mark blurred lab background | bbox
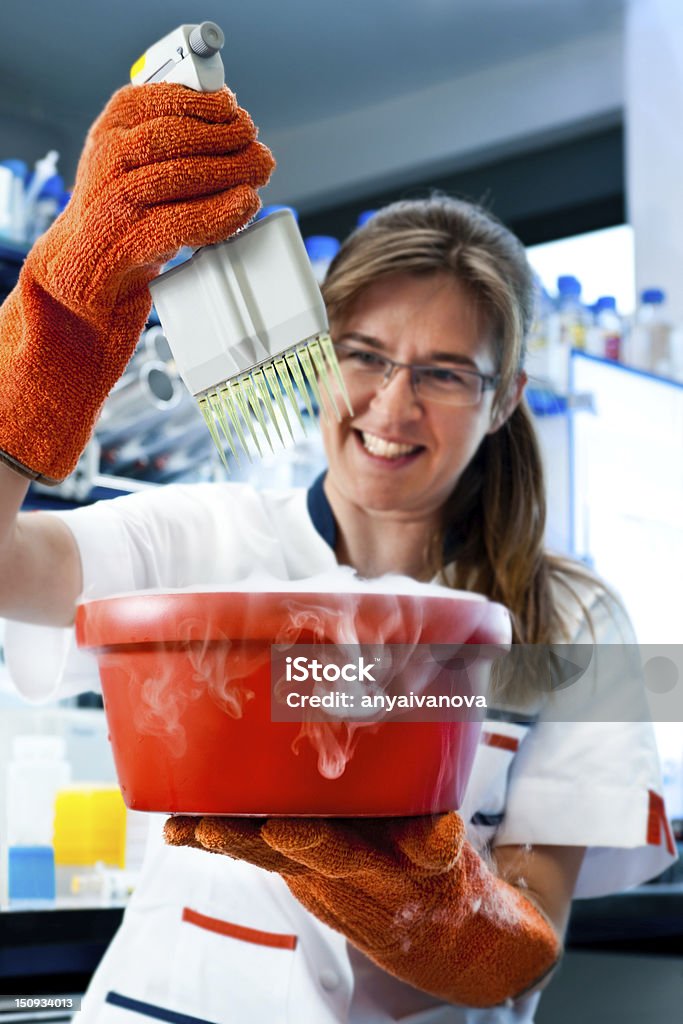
[0,1,682,1020]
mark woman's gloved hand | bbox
[165,813,560,1008]
[0,82,274,483]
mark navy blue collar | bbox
[306,472,337,551]
[306,470,461,561]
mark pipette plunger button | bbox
[189,22,225,58]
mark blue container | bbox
[8,845,56,900]
[304,235,340,263]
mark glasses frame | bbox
[333,342,500,407]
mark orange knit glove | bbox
[0,83,274,483]
[164,813,560,1008]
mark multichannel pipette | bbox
[131,22,352,466]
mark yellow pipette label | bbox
[130,54,146,82]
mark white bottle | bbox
[0,166,14,238]
[5,736,71,900]
[0,159,28,243]
[524,277,556,386]
[669,325,683,382]
[629,288,671,375]
[594,296,623,361]
[546,275,590,392]
[28,173,67,242]
[24,150,60,241]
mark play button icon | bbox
[547,644,593,691]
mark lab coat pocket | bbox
[169,904,298,1023]
[461,723,530,846]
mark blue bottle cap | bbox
[1,158,29,180]
[595,295,617,312]
[357,210,377,227]
[256,204,299,221]
[557,275,582,297]
[37,173,65,200]
[641,288,665,304]
[304,235,340,263]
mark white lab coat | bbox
[6,481,677,1024]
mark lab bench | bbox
[0,902,124,1003]
[1,882,682,1006]
[538,881,683,1023]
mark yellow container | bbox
[53,785,127,869]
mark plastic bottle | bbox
[556,275,589,349]
[669,325,683,382]
[5,736,71,900]
[24,150,59,239]
[304,235,340,284]
[546,275,590,392]
[0,165,14,239]
[524,278,556,386]
[628,288,671,376]
[594,296,623,361]
[584,302,601,357]
[0,159,28,243]
[28,172,65,242]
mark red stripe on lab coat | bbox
[646,790,676,856]
[182,907,297,950]
[481,731,519,753]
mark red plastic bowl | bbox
[75,589,510,816]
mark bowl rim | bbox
[75,589,512,650]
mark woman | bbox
[0,84,675,1023]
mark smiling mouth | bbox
[358,430,424,459]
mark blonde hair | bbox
[322,195,598,647]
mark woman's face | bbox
[321,271,516,525]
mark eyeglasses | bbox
[333,342,500,407]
